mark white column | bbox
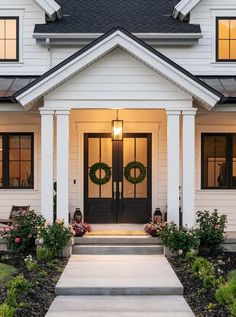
[56,110,70,226]
[40,109,54,223]
[167,110,180,225]
[182,109,197,228]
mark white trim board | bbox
[173,0,201,20]
[16,29,220,110]
[33,0,62,21]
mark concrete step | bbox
[74,236,161,245]
[55,255,183,296]
[46,295,195,317]
[72,244,163,255]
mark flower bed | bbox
[0,251,67,317]
[169,252,236,317]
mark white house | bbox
[0,0,236,231]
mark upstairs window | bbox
[216,18,236,61]
[0,17,19,61]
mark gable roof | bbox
[15,27,221,109]
[34,0,201,34]
[34,0,62,21]
[173,0,201,21]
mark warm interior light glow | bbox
[112,120,123,141]
[218,18,236,60]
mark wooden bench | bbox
[0,205,30,225]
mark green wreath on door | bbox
[124,161,146,184]
[89,162,111,185]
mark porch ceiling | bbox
[15,27,221,110]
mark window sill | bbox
[0,62,23,66]
[197,189,236,194]
[0,188,38,193]
[211,61,236,66]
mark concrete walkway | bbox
[46,254,195,316]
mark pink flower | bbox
[27,234,32,239]
[15,237,21,244]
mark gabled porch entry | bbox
[15,28,221,228]
[84,133,152,223]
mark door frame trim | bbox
[75,121,160,220]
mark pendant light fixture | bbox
[112,109,123,141]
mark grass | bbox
[0,263,17,285]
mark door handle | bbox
[119,181,122,199]
[113,182,117,199]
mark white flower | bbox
[178,249,183,255]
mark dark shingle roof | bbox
[34,0,201,34]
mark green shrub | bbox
[185,249,198,263]
[36,246,53,261]
[39,219,73,257]
[192,257,216,289]
[158,222,199,255]
[0,211,45,252]
[196,210,227,252]
[0,303,15,317]
[7,275,32,308]
[230,300,236,316]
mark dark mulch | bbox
[0,251,68,317]
[168,252,236,317]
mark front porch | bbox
[40,108,197,228]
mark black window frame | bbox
[0,17,19,62]
[216,17,236,62]
[0,132,34,189]
[201,133,236,189]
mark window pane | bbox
[6,40,16,59]
[0,40,4,59]
[230,20,236,38]
[9,149,19,160]
[9,161,20,187]
[219,20,230,39]
[9,136,19,148]
[6,20,16,39]
[230,40,236,59]
[20,161,32,187]
[20,135,31,149]
[0,20,4,39]
[202,135,227,188]
[20,149,31,160]
[218,40,230,59]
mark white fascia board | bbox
[34,0,62,20]
[16,30,220,109]
[33,32,203,40]
[173,0,201,20]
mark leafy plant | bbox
[0,275,31,316]
[192,257,217,289]
[0,211,45,252]
[24,255,38,271]
[215,270,236,316]
[40,219,73,257]
[36,246,53,261]
[158,222,200,255]
[0,303,15,317]
[196,210,227,253]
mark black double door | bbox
[84,133,152,223]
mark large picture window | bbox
[216,18,236,61]
[0,133,34,189]
[0,17,19,61]
[202,133,236,189]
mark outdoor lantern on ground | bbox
[153,208,162,224]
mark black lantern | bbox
[112,110,123,141]
[153,208,162,224]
